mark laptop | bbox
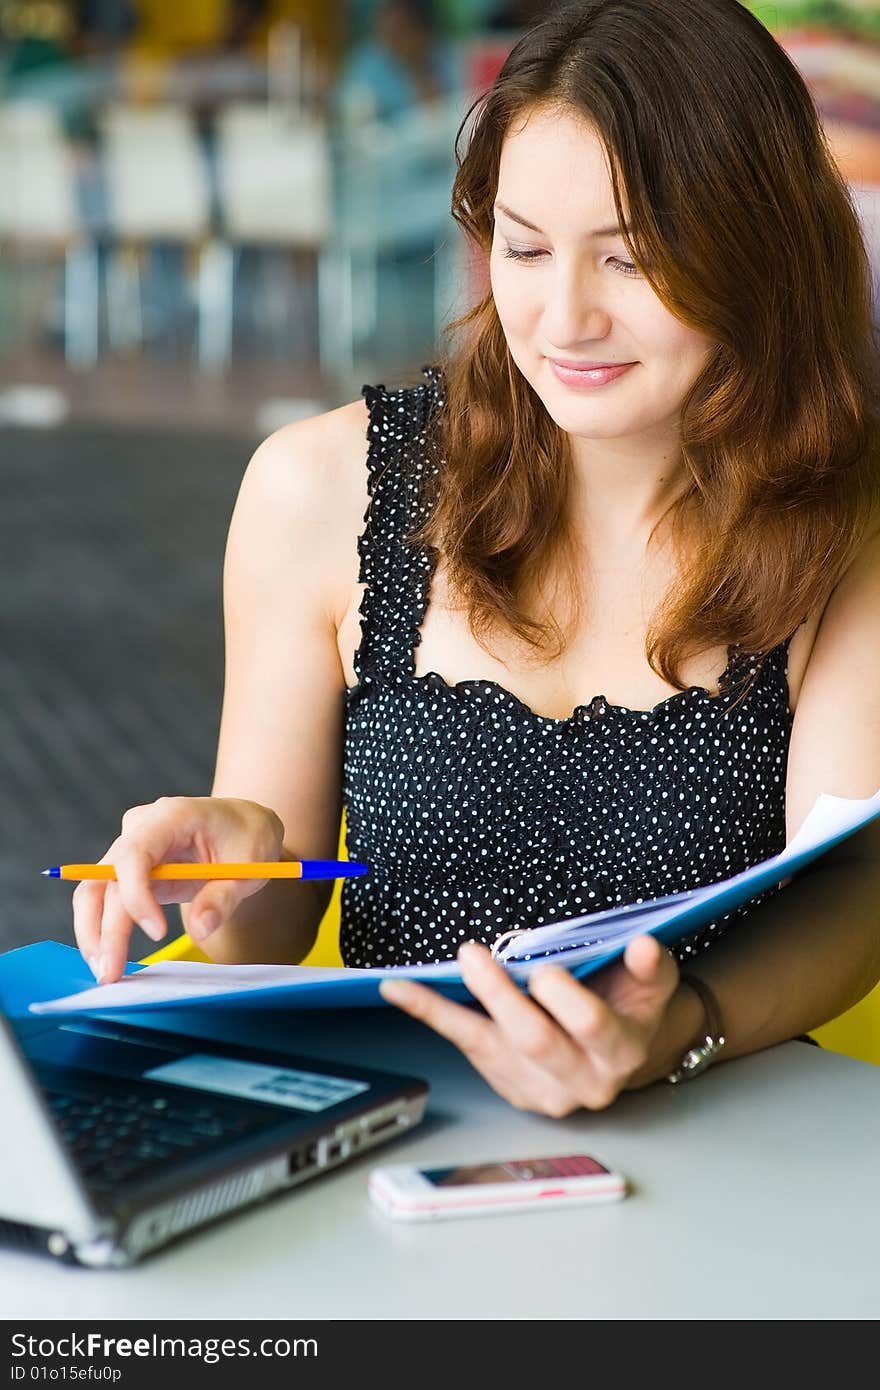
[0,1005,428,1268]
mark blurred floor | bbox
[0,420,259,960]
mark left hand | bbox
[378,934,679,1116]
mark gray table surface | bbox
[2,1004,878,1320]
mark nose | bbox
[541,264,614,351]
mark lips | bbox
[548,359,636,389]
[550,359,633,370]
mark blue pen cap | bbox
[299,860,368,880]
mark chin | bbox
[538,393,635,438]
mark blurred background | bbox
[0,0,878,958]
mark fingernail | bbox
[140,918,165,943]
[379,978,415,1004]
[193,909,220,941]
[96,953,110,984]
[458,941,483,966]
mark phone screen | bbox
[420,1156,610,1187]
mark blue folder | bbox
[3,789,878,1020]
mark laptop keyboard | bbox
[44,1085,269,1188]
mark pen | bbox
[41,860,368,882]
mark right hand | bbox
[72,796,285,985]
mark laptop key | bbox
[154,1128,201,1149]
[44,1085,274,1181]
[188,1120,226,1138]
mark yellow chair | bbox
[810,987,880,1067]
[142,816,880,1067]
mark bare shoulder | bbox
[787,521,880,708]
[829,518,880,603]
[804,521,880,663]
[232,398,371,621]
[785,520,880,839]
[242,397,369,520]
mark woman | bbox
[73,0,880,1115]
[332,0,459,123]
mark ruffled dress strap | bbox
[352,366,445,687]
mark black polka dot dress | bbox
[341,367,795,969]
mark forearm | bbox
[628,851,880,1088]
[179,845,330,965]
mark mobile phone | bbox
[367,1153,628,1221]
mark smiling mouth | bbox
[549,359,635,370]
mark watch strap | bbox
[666,974,727,1084]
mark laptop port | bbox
[287,1146,313,1176]
[368,1114,400,1137]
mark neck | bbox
[567,430,691,559]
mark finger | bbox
[527,966,644,1082]
[379,975,573,1111]
[96,882,136,984]
[458,945,634,1108]
[621,935,680,1017]
[186,878,262,942]
[119,803,151,836]
[456,943,585,1074]
[105,837,168,944]
[71,880,107,973]
[378,977,496,1060]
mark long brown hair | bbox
[410,0,880,689]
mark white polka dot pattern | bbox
[341,367,795,968]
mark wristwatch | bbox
[666,974,726,1084]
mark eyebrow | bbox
[493,201,629,238]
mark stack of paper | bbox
[19,788,880,1017]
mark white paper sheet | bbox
[29,787,880,1014]
[29,955,466,1015]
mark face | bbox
[490,105,715,451]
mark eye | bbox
[501,245,546,262]
[501,245,642,277]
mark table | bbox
[1,1003,878,1319]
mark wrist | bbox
[666,974,727,1084]
[625,977,706,1090]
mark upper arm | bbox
[785,527,880,856]
[211,400,368,874]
